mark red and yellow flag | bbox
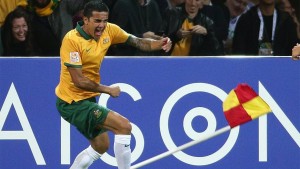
[223,83,272,128]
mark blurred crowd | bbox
[0,0,299,57]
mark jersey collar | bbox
[76,21,93,40]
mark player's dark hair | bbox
[83,0,109,18]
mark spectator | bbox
[0,0,22,55]
[19,0,86,56]
[1,7,40,56]
[160,0,220,56]
[200,0,228,55]
[220,0,250,55]
[277,0,300,42]
[232,0,298,56]
[163,0,185,24]
[109,0,163,56]
[225,0,250,19]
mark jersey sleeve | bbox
[60,33,82,68]
[108,23,131,45]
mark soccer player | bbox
[55,1,172,169]
[292,43,300,60]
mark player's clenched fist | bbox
[109,86,121,97]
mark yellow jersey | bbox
[171,18,194,56]
[55,22,130,103]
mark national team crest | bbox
[103,38,109,44]
[93,109,102,119]
[69,52,80,63]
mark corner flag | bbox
[131,83,273,169]
[223,83,272,128]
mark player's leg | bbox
[98,110,132,169]
[57,97,132,169]
[70,134,106,169]
[70,132,109,169]
[57,97,109,169]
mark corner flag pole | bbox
[131,83,272,168]
[130,126,231,169]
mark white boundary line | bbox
[130,126,231,169]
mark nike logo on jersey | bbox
[125,144,130,147]
[86,48,92,52]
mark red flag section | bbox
[223,83,272,128]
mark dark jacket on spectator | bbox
[25,0,86,56]
[200,5,228,55]
[161,4,220,56]
[232,5,298,56]
[109,0,162,56]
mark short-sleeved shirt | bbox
[55,21,130,103]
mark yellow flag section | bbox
[223,83,272,128]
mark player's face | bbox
[83,11,108,41]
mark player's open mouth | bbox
[95,28,102,36]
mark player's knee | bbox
[120,119,132,134]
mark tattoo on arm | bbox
[127,36,153,51]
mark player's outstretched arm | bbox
[126,36,172,53]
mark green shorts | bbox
[56,97,110,139]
